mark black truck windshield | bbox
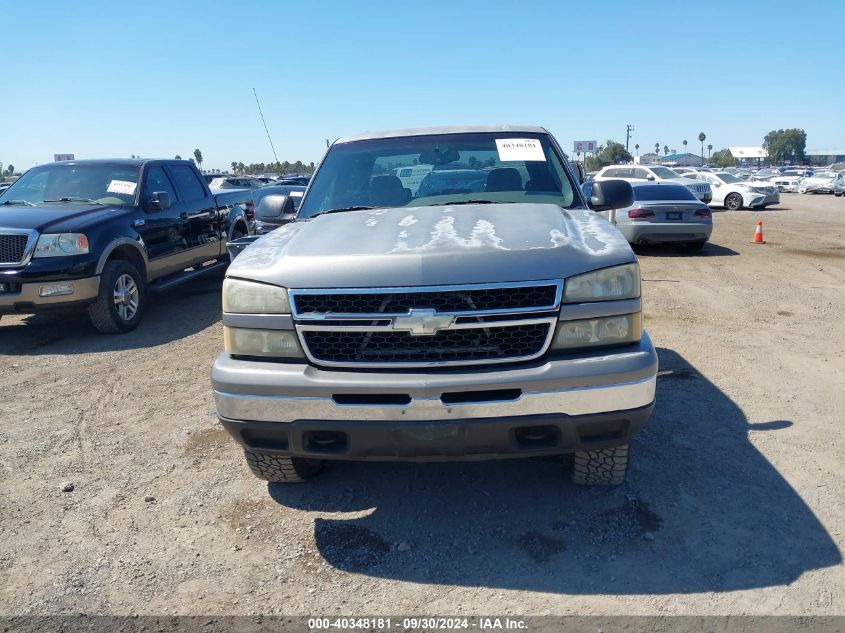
[298,132,577,219]
[0,163,141,206]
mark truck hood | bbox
[228,203,634,288]
[0,203,125,233]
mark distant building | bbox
[727,147,766,166]
[635,152,660,165]
[659,152,703,167]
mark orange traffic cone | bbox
[751,220,766,244]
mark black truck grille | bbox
[0,233,29,265]
[302,323,551,364]
[293,284,558,315]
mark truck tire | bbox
[87,260,145,334]
[571,444,629,486]
[243,449,323,483]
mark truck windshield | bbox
[0,163,141,206]
[298,132,577,219]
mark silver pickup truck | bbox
[212,125,658,486]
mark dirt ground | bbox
[1,194,843,617]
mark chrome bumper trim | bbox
[214,375,656,423]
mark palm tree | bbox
[683,139,688,155]
[698,132,706,162]
[174,155,182,160]
[635,143,640,156]
[663,145,669,156]
[193,149,203,169]
[655,143,660,155]
[231,161,238,173]
[707,144,713,158]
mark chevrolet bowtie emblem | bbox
[392,308,456,336]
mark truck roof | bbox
[335,124,549,144]
[49,158,193,167]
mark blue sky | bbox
[2,0,843,171]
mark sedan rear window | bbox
[633,185,697,201]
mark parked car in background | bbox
[0,159,253,332]
[771,169,812,192]
[251,184,306,235]
[834,172,845,197]
[0,182,11,194]
[209,176,266,190]
[594,164,712,203]
[687,171,779,210]
[275,175,311,186]
[798,171,837,194]
[582,181,712,250]
[673,167,713,176]
[202,172,227,184]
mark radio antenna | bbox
[253,87,279,164]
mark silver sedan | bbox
[583,181,713,251]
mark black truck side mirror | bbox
[588,179,634,211]
[149,191,171,211]
[256,194,294,225]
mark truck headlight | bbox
[33,233,89,258]
[223,278,290,313]
[563,263,640,303]
[223,326,304,357]
[551,313,642,350]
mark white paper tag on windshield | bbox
[107,180,137,195]
[495,138,546,162]
[289,191,303,197]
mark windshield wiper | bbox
[0,199,36,206]
[423,199,514,206]
[309,205,378,218]
[43,197,105,205]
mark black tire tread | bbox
[243,450,322,483]
[87,260,144,334]
[571,444,629,486]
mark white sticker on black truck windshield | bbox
[495,138,546,162]
[107,180,137,195]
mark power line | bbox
[253,88,279,164]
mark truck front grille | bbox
[302,323,551,364]
[292,281,562,367]
[292,284,558,315]
[0,233,30,265]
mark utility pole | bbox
[626,124,634,152]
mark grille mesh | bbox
[294,285,558,315]
[0,234,28,264]
[303,324,550,364]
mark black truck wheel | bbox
[571,445,629,486]
[87,260,146,334]
[243,449,323,483]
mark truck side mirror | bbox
[588,179,634,212]
[148,191,171,211]
[256,194,294,225]
[646,174,655,181]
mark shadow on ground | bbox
[633,242,739,257]
[0,277,222,355]
[268,347,840,594]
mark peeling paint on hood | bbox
[227,203,634,288]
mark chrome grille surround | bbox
[290,280,563,368]
[0,229,39,267]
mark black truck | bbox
[0,159,253,333]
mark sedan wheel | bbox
[725,193,743,210]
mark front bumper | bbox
[212,333,658,460]
[746,191,780,207]
[0,275,100,314]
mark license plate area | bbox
[0,282,21,294]
[666,212,682,221]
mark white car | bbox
[594,164,712,203]
[689,172,779,210]
[208,177,266,190]
[797,171,836,194]
[771,170,812,192]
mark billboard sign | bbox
[54,154,75,162]
[572,141,597,154]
